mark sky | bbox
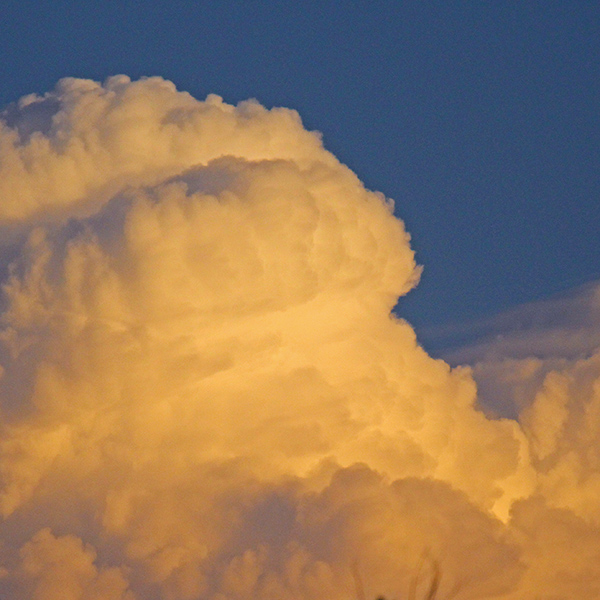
[2,1,599,343]
[0,3,600,600]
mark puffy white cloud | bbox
[0,75,328,225]
[14,529,134,600]
[0,76,598,599]
[438,283,600,529]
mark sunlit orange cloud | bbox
[0,76,599,600]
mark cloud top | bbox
[0,76,330,223]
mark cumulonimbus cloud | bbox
[0,76,598,599]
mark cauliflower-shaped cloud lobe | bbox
[0,76,599,600]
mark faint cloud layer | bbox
[436,281,600,364]
[0,76,599,599]
[427,283,600,419]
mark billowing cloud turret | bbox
[0,76,598,599]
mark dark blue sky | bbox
[2,1,599,345]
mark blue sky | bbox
[2,1,599,352]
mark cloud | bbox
[435,281,600,366]
[13,528,133,600]
[428,282,600,424]
[0,76,598,599]
[0,75,328,227]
